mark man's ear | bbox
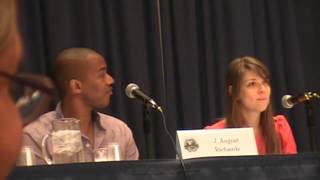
[228,85,232,95]
[69,79,82,94]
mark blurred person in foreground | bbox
[205,56,297,154]
[0,0,24,179]
[22,48,139,164]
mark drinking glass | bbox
[94,143,121,162]
[16,146,36,166]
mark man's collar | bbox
[55,103,64,118]
[54,102,106,130]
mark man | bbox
[0,0,24,179]
[23,48,139,164]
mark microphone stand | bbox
[143,103,155,158]
[142,101,190,180]
[305,101,319,152]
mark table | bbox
[9,153,320,180]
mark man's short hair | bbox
[53,48,100,98]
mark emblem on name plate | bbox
[184,138,199,152]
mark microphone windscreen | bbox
[281,95,293,109]
[125,83,139,99]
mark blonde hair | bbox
[0,0,17,55]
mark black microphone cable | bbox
[156,107,191,180]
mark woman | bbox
[0,0,23,179]
[205,56,297,155]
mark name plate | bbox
[176,128,258,159]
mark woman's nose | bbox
[258,83,268,93]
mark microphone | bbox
[126,83,188,179]
[281,92,320,109]
[125,83,162,112]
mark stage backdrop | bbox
[17,0,320,159]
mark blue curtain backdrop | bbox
[17,0,320,159]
